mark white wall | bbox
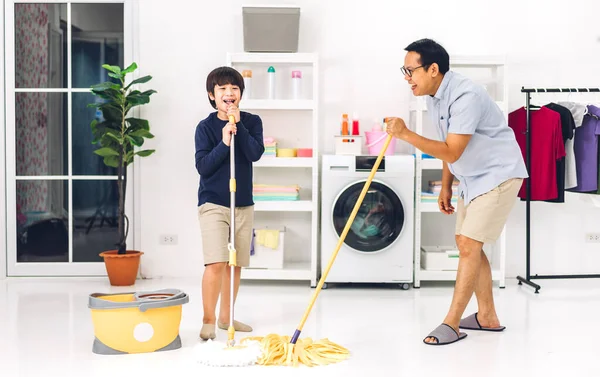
[135,0,600,280]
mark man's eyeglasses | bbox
[401,65,426,77]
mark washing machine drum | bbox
[333,180,404,253]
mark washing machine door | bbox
[332,180,405,253]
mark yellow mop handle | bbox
[290,133,394,344]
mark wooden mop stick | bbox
[289,133,394,344]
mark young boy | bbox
[194,66,265,340]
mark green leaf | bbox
[102,64,122,75]
[108,72,122,80]
[92,88,123,103]
[141,89,157,97]
[105,130,123,143]
[126,135,144,147]
[126,117,149,131]
[91,81,121,91]
[126,94,151,107]
[122,62,138,75]
[125,75,152,90]
[99,103,123,123]
[103,155,120,168]
[136,149,155,157]
[94,147,120,157]
[91,121,119,144]
[129,129,154,139]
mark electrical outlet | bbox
[160,234,178,245]
[585,233,600,243]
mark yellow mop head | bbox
[240,334,350,367]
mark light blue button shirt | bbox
[425,71,529,205]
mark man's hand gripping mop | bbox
[194,115,263,367]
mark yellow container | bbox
[276,148,297,157]
[88,289,189,355]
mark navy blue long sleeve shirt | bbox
[195,111,264,208]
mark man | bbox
[386,38,528,345]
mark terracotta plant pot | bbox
[100,250,144,286]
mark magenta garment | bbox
[569,105,600,192]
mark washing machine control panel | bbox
[355,155,385,172]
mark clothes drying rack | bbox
[517,87,600,294]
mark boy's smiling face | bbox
[209,83,241,114]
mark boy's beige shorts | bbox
[455,178,523,244]
[198,202,254,266]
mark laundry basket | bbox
[88,289,189,355]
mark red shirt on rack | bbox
[508,107,565,200]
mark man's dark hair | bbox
[404,38,450,74]
[206,66,245,109]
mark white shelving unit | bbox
[412,55,508,288]
[226,52,319,286]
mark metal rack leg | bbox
[516,275,540,294]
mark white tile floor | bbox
[1,277,598,377]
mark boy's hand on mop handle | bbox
[227,105,241,123]
[222,121,237,146]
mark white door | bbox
[5,0,135,276]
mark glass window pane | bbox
[73,180,119,262]
[72,92,118,176]
[16,92,68,176]
[15,3,67,89]
[71,3,124,89]
[17,180,69,262]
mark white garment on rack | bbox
[557,101,586,127]
[557,101,586,189]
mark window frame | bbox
[4,0,139,277]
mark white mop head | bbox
[193,339,263,367]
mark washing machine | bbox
[320,154,414,289]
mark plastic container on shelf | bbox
[341,113,349,135]
[291,70,302,99]
[242,70,252,99]
[296,148,312,157]
[267,66,276,99]
[277,148,297,157]
[351,112,360,135]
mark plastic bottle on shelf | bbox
[291,70,302,99]
[352,112,360,135]
[341,114,349,135]
[242,70,252,99]
[267,66,276,99]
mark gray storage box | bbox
[242,6,300,52]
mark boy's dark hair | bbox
[404,38,450,74]
[206,66,245,109]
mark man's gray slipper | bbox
[423,323,467,346]
[459,313,506,332]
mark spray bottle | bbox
[267,66,276,99]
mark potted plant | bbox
[89,62,157,286]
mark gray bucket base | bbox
[92,335,182,355]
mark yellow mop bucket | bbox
[88,289,189,355]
